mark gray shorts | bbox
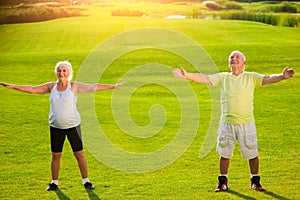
[216,121,258,160]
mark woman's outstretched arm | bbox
[0,82,54,94]
[73,81,125,94]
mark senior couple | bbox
[0,50,295,192]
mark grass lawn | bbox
[0,4,299,200]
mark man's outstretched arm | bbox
[262,67,295,85]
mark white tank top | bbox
[49,82,80,129]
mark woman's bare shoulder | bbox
[45,82,56,91]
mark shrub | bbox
[263,2,297,13]
[217,10,300,27]
[185,9,205,19]
[202,1,223,11]
[224,2,243,10]
[0,5,83,24]
[278,14,300,27]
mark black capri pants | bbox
[50,125,83,153]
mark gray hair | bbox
[228,50,246,62]
[54,61,73,81]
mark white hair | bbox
[228,50,246,62]
[54,61,73,81]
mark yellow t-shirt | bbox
[208,71,264,124]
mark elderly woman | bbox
[0,61,125,191]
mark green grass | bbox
[0,4,299,200]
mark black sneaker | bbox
[214,176,228,192]
[251,176,265,192]
[84,182,95,190]
[46,183,58,191]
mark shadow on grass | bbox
[226,189,291,200]
[226,189,256,200]
[55,189,71,200]
[54,189,102,200]
[263,190,291,200]
[86,189,102,200]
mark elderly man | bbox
[173,50,295,192]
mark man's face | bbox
[228,53,246,68]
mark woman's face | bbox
[56,66,70,81]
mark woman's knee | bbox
[73,150,85,159]
[52,152,62,160]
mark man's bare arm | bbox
[262,67,295,85]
